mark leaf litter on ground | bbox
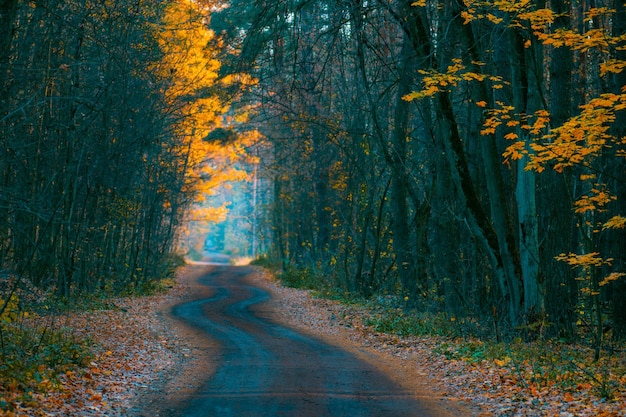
[2,265,625,416]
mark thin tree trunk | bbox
[0,0,18,93]
[390,31,417,298]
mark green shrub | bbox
[0,322,93,400]
[364,309,456,337]
[250,255,281,270]
[278,266,325,290]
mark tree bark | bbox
[390,30,418,298]
[507,27,544,319]
[0,0,18,72]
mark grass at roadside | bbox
[354,300,626,407]
[0,320,93,412]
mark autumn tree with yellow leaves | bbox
[156,0,256,257]
[436,0,626,356]
[0,0,253,298]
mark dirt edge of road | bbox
[131,266,219,416]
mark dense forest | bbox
[0,0,252,299]
[208,0,626,353]
[1,0,625,355]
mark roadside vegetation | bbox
[0,256,183,415]
[264,261,626,413]
[0,302,93,413]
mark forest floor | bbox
[1,264,625,416]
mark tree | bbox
[213,0,626,347]
[0,0,234,298]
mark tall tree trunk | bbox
[609,0,626,339]
[442,1,523,326]
[390,31,417,298]
[542,0,577,336]
[437,89,520,326]
[509,28,543,319]
[550,0,573,127]
[0,0,18,146]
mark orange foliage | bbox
[406,0,626,286]
[155,0,259,229]
[524,94,625,173]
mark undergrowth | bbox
[250,254,282,270]
[0,253,186,411]
[268,262,626,402]
[363,307,456,337]
[278,265,329,291]
[433,339,626,400]
[0,311,93,411]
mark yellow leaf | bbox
[600,59,626,76]
[599,272,625,286]
[603,215,626,230]
[503,141,526,162]
[555,252,609,267]
[494,357,510,367]
[486,13,503,24]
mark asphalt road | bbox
[164,265,450,417]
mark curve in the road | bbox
[168,266,440,417]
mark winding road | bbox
[160,265,458,417]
